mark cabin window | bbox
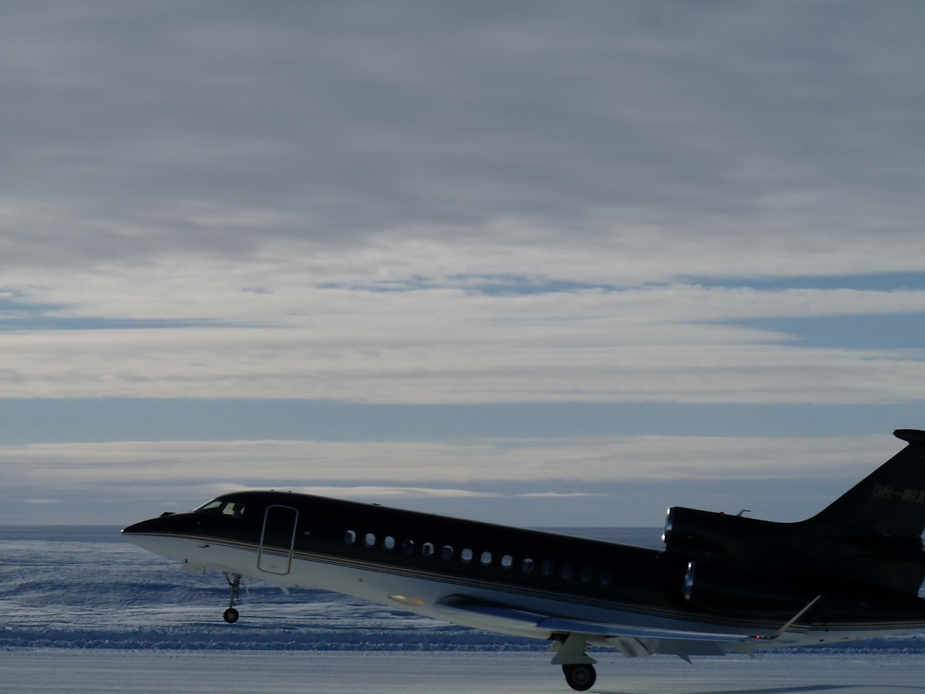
[383,536,395,550]
[364,533,376,548]
[521,558,534,573]
[480,551,492,566]
[561,564,573,579]
[461,548,473,563]
[501,554,513,569]
[441,545,454,560]
[422,542,434,557]
[221,503,245,517]
[600,570,613,586]
[580,567,593,582]
[541,560,554,576]
[402,539,415,554]
[344,530,356,545]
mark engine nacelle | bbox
[681,560,811,616]
[663,506,815,616]
[663,506,754,555]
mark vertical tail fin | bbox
[804,430,925,594]
[809,430,925,537]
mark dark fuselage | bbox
[122,431,925,691]
[123,489,925,641]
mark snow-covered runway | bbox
[2,650,924,694]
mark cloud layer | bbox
[3,4,925,405]
[0,434,896,524]
[1,5,924,524]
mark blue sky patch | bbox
[726,314,925,350]
[686,272,925,292]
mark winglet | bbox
[751,595,824,642]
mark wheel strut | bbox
[223,572,243,623]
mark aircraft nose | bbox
[121,512,181,537]
[121,513,192,558]
[121,517,161,535]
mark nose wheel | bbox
[562,663,596,691]
[223,572,243,623]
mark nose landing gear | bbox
[223,572,243,623]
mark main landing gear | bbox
[223,572,243,623]
[562,663,597,692]
[550,634,598,691]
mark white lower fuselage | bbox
[126,531,916,653]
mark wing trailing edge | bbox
[434,594,824,661]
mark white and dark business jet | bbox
[123,429,925,691]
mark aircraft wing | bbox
[433,595,790,659]
[435,595,749,642]
[539,615,748,642]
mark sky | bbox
[1,2,924,527]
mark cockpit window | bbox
[194,499,224,514]
[222,502,245,518]
[193,499,245,517]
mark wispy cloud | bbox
[1,319,923,403]
[0,435,899,524]
[519,492,607,498]
[284,486,502,500]
[0,435,893,486]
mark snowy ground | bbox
[0,527,662,652]
[2,529,925,692]
[3,650,925,694]
[0,535,530,651]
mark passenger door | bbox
[258,505,298,575]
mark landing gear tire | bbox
[222,572,243,623]
[562,663,596,692]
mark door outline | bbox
[258,505,298,575]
